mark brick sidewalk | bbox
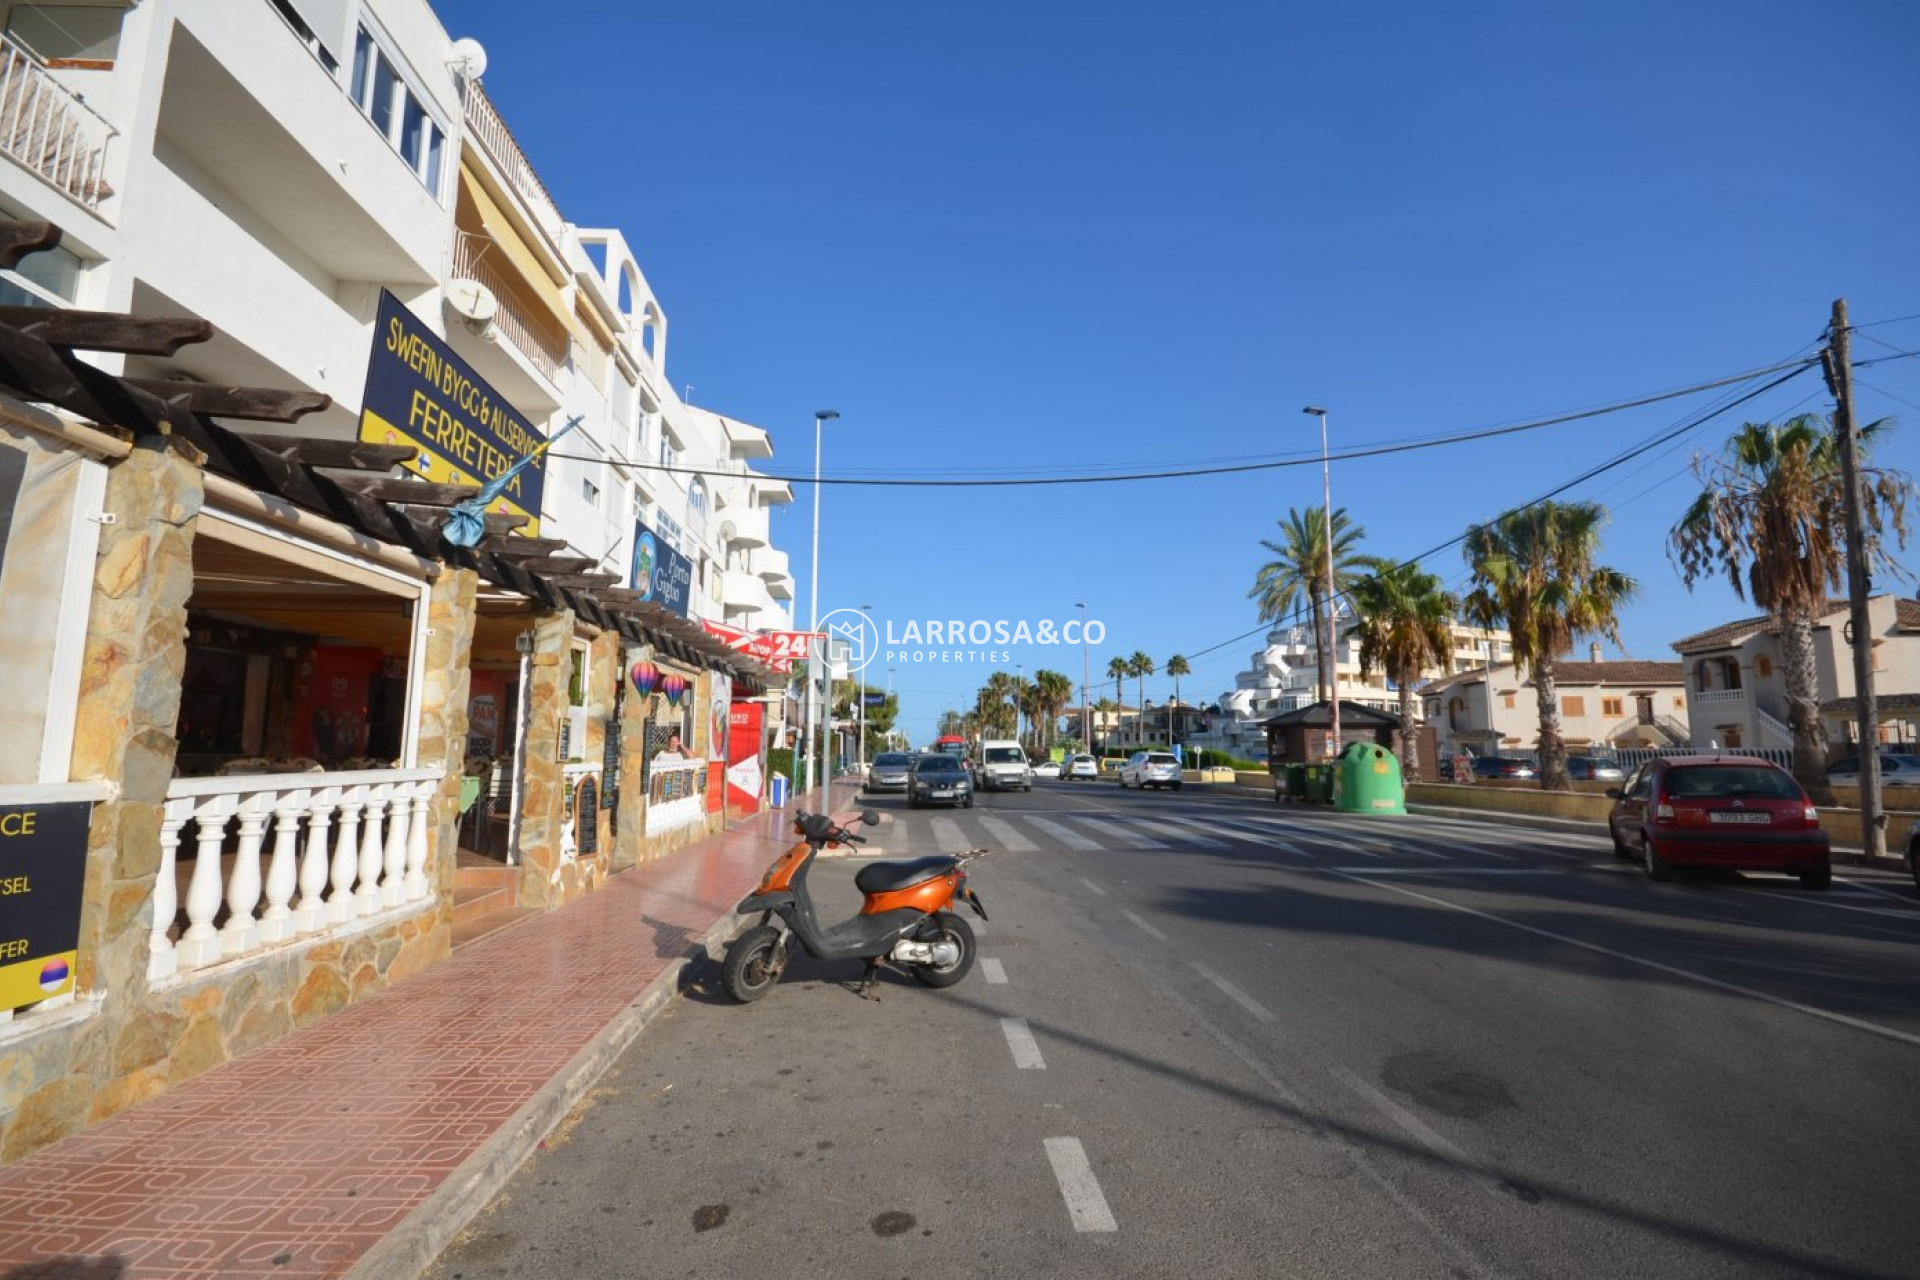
[0,785,858,1280]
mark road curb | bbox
[342,911,738,1280]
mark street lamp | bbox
[1077,601,1090,752]
[1303,406,1340,764]
[804,409,838,799]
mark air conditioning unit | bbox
[445,278,498,339]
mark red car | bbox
[1606,755,1830,890]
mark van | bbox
[977,740,1032,792]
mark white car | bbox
[1032,760,1063,779]
[1064,754,1099,781]
[1120,750,1183,790]
[1827,754,1920,787]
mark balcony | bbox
[0,35,116,215]
[451,230,568,392]
[1693,688,1746,706]
[756,547,790,581]
[723,569,771,617]
[722,418,773,460]
[459,80,564,254]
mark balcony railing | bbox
[453,232,568,384]
[0,36,116,212]
[1693,688,1745,705]
[460,80,563,245]
[152,769,443,981]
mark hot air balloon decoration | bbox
[661,673,688,707]
[629,660,660,697]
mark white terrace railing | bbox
[453,230,568,384]
[152,769,443,981]
[0,35,116,211]
[460,79,564,245]
[1692,688,1746,705]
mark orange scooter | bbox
[722,809,989,1001]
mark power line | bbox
[541,354,1824,488]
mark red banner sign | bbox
[701,621,820,674]
[726,701,765,813]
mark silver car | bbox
[863,751,915,794]
[1827,753,1920,787]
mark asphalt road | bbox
[426,778,1920,1280]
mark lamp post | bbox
[1077,601,1090,751]
[888,665,895,750]
[804,409,838,799]
[1303,406,1340,764]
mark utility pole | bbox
[1822,298,1884,859]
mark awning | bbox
[459,164,570,325]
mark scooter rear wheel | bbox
[722,926,784,1002]
[911,912,975,988]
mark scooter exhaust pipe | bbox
[890,937,961,967]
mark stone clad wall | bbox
[0,450,472,1166]
[513,609,573,911]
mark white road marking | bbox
[931,816,970,852]
[976,814,1040,852]
[1332,870,1920,1049]
[1191,962,1275,1021]
[1043,1137,1118,1233]
[1720,884,1920,925]
[1121,909,1167,941]
[1078,875,1108,897]
[981,958,1008,984]
[1838,875,1920,906]
[1001,1017,1046,1069]
[1131,818,1229,848]
[1026,816,1104,851]
[1067,814,1172,849]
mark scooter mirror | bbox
[861,809,881,826]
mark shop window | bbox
[348,23,446,193]
[5,5,123,66]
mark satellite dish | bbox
[448,37,488,80]
[446,278,497,338]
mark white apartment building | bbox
[0,0,793,629]
[1193,617,1514,761]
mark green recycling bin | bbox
[1300,763,1333,805]
[1281,762,1307,802]
[1336,742,1406,815]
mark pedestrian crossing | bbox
[883,804,1598,869]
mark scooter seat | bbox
[854,855,960,894]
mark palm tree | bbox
[1128,652,1154,745]
[1016,678,1045,752]
[1671,414,1911,801]
[1349,558,1455,778]
[1165,654,1191,747]
[1032,669,1075,754]
[1106,656,1129,750]
[976,671,1021,739]
[1463,501,1637,792]
[1249,507,1367,711]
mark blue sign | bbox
[357,291,548,533]
[632,519,692,617]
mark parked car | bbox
[863,751,915,794]
[1825,753,1920,787]
[978,740,1033,792]
[1064,754,1099,781]
[1472,756,1536,780]
[907,753,974,809]
[1606,754,1830,889]
[1032,759,1063,779]
[1120,750,1183,790]
[1566,756,1624,782]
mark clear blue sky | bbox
[455,0,1920,746]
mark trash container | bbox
[1300,763,1333,805]
[769,774,791,809]
[1335,742,1405,815]
[1281,763,1307,803]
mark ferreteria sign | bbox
[0,799,90,1013]
[357,290,549,535]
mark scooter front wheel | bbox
[911,912,975,988]
[722,925,785,1002]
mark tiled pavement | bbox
[0,784,858,1280]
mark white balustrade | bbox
[149,769,442,980]
[1693,688,1746,705]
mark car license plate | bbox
[1709,812,1771,825]
[931,789,953,798]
